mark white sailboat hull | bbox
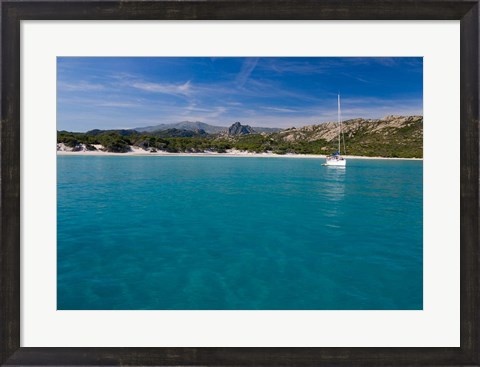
[325,157,346,166]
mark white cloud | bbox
[263,106,298,113]
[131,80,192,96]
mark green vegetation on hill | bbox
[273,116,423,158]
[57,116,423,158]
[57,130,232,153]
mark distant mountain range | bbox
[134,121,281,134]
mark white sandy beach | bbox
[56,145,422,160]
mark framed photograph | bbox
[1,1,478,366]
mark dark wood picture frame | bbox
[1,1,478,365]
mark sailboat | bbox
[323,94,347,167]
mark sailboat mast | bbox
[337,94,341,153]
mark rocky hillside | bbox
[273,115,423,158]
[227,122,256,136]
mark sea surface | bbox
[57,156,422,310]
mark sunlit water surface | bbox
[57,156,422,310]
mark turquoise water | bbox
[57,156,422,310]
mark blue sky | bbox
[57,57,422,132]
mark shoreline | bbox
[56,149,422,161]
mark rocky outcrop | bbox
[228,122,256,136]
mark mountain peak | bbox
[228,122,255,136]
